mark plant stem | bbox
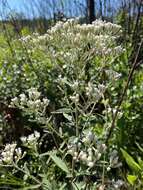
[75,104,79,136]
[102,154,105,186]
[13,163,41,185]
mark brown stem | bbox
[105,40,143,144]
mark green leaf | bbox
[49,152,70,174]
[127,175,137,185]
[63,113,72,121]
[121,148,141,173]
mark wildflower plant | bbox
[0,18,142,189]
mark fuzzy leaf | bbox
[49,153,70,174]
[63,113,72,121]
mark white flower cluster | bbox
[105,69,122,80]
[21,18,124,66]
[0,143,26,165]
[98,178,124,190]
[70,80,79,91]
[21,131,40,148]
[70,93,79,103]
[67,131,107,168]
[79,19,121,35]
[11,88,49,114]
[112,179,124,189]
[107,150,122,171]
[48,18,121,36]
[78,148,102,167]
[82,131,95,144]
[0,143,16,164]
[106,107,123,119]
[86,82,106,101]
[19,35,32,42]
